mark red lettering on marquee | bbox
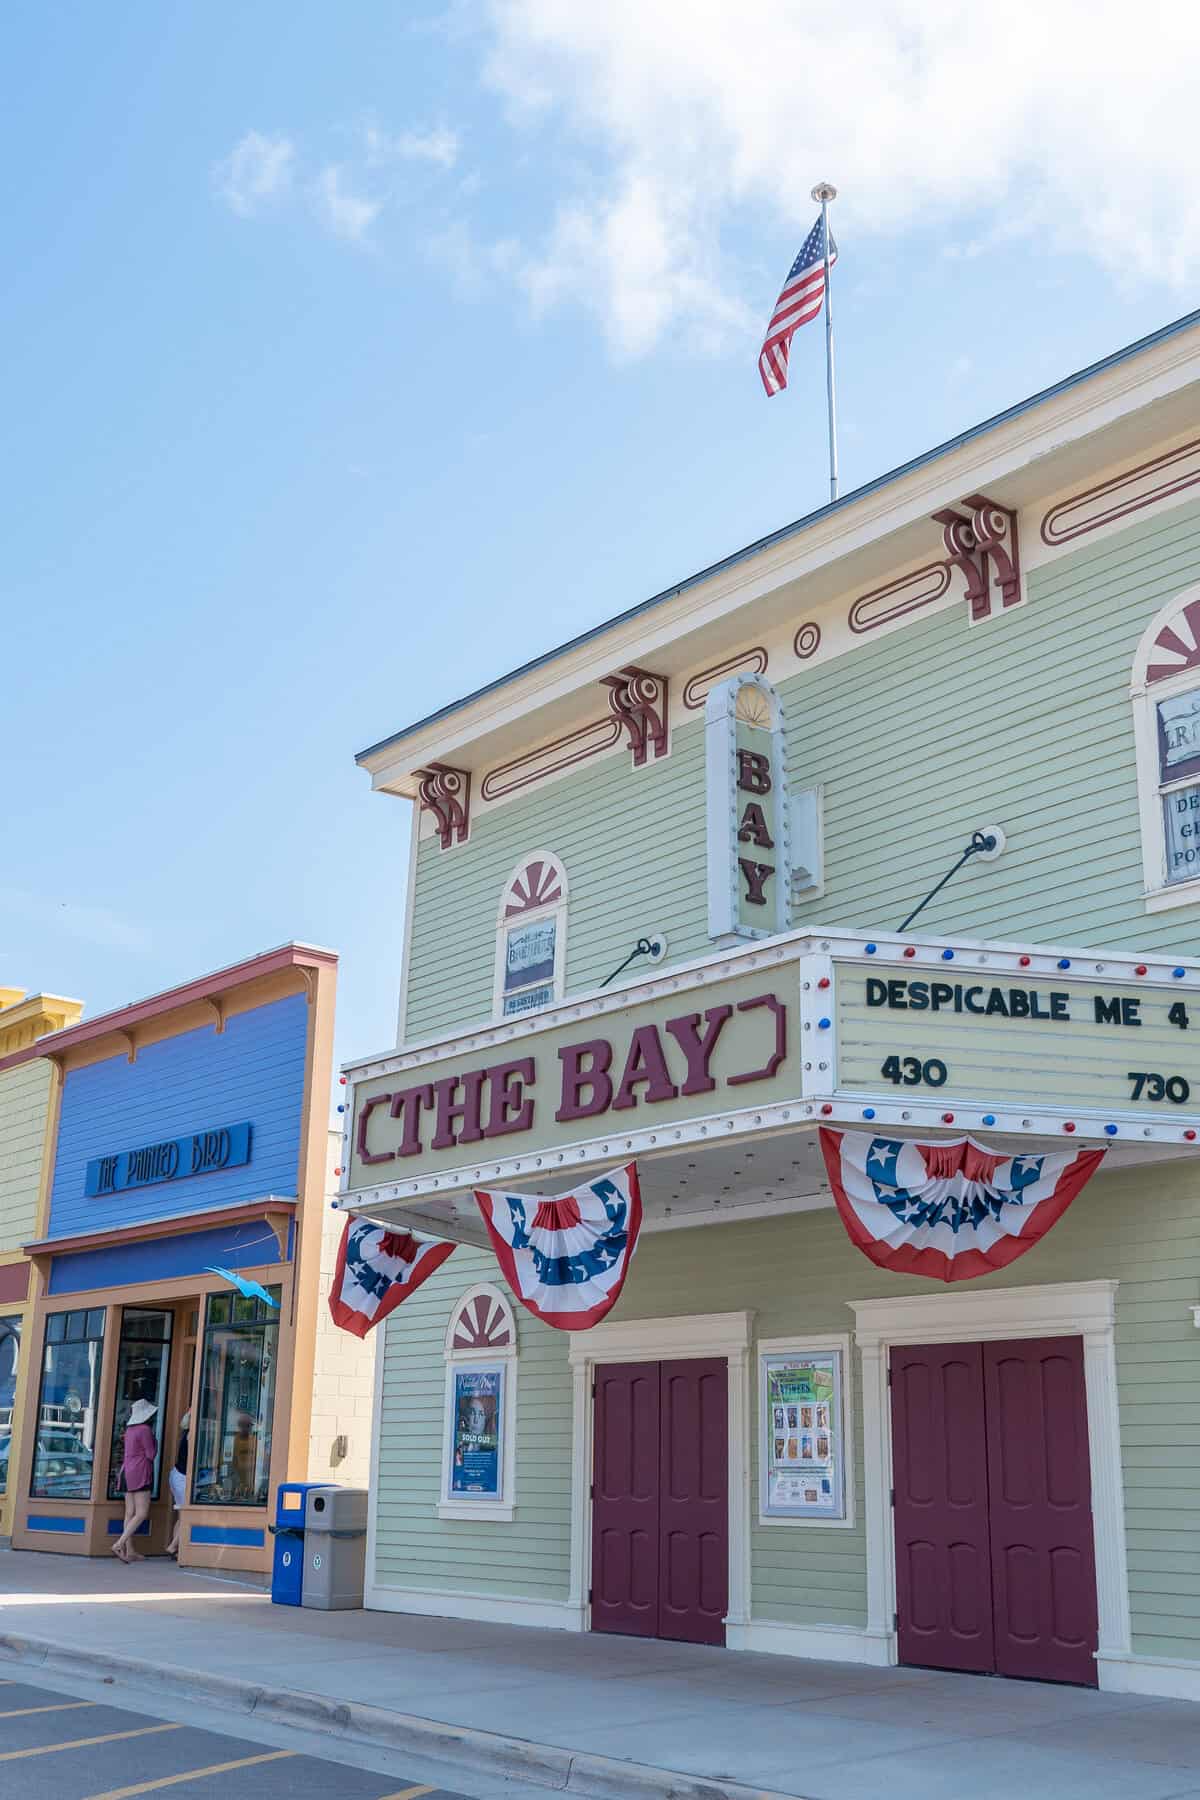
[664,1005,732,1096]
[612,1024,679,1110]
[556,1040,613,1122]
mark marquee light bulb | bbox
[1058,958,1071,969]
[1135,965,1147,976]
[818,976,830,989]
[1019,955,1031,967]
[821,1103,833,1115]
[1064,1121,1076,1133]
[862,1108,875,1119]
[865,943,877,954]
[818,1017,831,1029]
[1105,1124,1118,1135]
[982,1114,996,1126]
[1174,968,1186,979]
[942,1112,955,1123]
[903,945,916,958]
[1186,1129,1197,1142]
[942,949,955,961]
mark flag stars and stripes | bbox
[758,212,837,397]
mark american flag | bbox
[758,213,837,397]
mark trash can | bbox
[301,1486,368,1610]
[271,1481,336,1606]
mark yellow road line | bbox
[0,1722,182,1762]
[0,1700,96,1718]
[374,1787,436,1799]
[83,1747,296,1798]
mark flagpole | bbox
[811,180,838,502]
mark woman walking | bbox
[113,1398,157,1562]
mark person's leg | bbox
[123,1490,151,1558]
[112,1492,136,1560]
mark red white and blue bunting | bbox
[474,1162,643,1330]
[329,1217,457,1338]
[819,1128,1105,1283]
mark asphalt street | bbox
[0,1674,471,1800]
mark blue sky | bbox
[5,3,1195,1073]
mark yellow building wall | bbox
[308,1129,377,1490]
[0,1059,58,1538]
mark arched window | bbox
[493,852,568,1019]
[439,1284,518,1521]
[1132,586,1200,909]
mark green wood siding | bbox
[0,1060,53,1252]
[373,1159,1200,1661]
[403,497,1200,1045]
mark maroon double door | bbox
[890,1336,1098,1686]
[590,1359,728,1646]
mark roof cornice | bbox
[357,305,1200,791]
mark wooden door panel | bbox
[890,1342,994,1674]
[984,1337,1098,1686]
[591,1362,660,1637]
[659,1359,728,1645]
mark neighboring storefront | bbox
[0,987,84,1541]
[2,942,370,1573]
[340,311,1200,1700]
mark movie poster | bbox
[761,1351,844,1520]
[450,1366,503,1497]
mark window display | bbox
[105,1309,173,1501]
[0,1316,21,1494]
[192,1288,279,1507]
[31,1308,106,1500]
[760,1346,847,1521]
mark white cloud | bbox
[480,0,1200,355]
[215,130,295,218]
[312,166,383,244]
[364,123,461,169]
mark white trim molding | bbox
[438,1283,519,1523]
[567,1311,754,1635]
[726,1619,892,1664]
[1131,585,1200,911]
[1097,1650,1200,1702]
[849,1280,1131,1675]
[756,1333,855,1529]
[492,850,569,1020]
[363,1581,585,1633]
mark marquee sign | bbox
[341,931,1200,1226]
[344,958,798,1200]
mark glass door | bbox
[106,1309,174,1500]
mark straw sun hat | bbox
[128,1399,158,1426]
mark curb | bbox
[0,1629,807,1800]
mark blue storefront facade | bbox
[3,943,339,1572]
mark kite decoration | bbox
[203,1266,279,1308]
[819,1128,1105,1283]
[474,1162,643,1330]
[328,1217,456,1338]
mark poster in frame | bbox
[759,1341,851,1525]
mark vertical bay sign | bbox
[706,675,792,937]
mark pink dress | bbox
[122,1422,157,1493]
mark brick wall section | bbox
[308,1129,377,1490]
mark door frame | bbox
[849,1279,1131,1675]
[567,1311,754,1636]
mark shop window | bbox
[494,853,568,1019]
[192,1287,280,1508]
[30,1307,106,1501]
[105,1309,174,1502]
[0,1316,21,1494]
[1133,585,1200,908]
[439,1284,518,1521]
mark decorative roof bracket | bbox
[932,493,1022,623]
[416,762,471,848]
[601,665,670,767]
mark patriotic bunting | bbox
[329,1216,456,1338]
[474,1162,643,1330]
[819,1128,1105,1283]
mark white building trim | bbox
[1131,585,1200,912]
[566,1311,754,1636]
[848,1279,1132,1683]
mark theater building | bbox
[340,310,1200,1698]
[3,942,373,1571]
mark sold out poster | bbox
[451,1367,502,1496]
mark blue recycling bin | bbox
[271,1482,335,1605]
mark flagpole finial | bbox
[811,181,837,203]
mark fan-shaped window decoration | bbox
[493,852,569,1020]
[439,1283,518,1522]
[1132,585,1200,909]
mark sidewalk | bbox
[1,1549,1198,1800]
